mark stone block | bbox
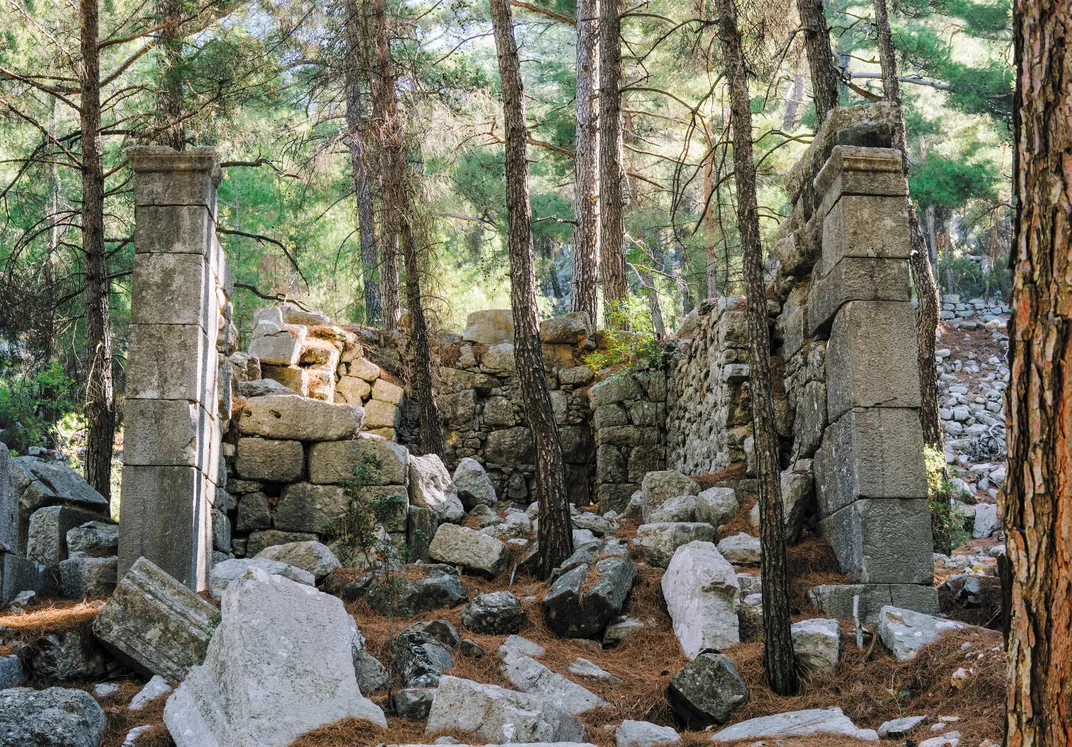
[308,438,408,485]
[372,378,404,405]
[92,557,220,682]
[0,448,17,554]
[118,465,212,588]
[820,498,933,584]
[598,483,635,515]
[237,395,363,441]
[485,427,535,464]
[234,438,304,482]
[131,252,213,329]
[806,583,893,622]
[122,399,202,467]
[66,521,118,558]
[821,194,910,279]
[0,553,57,603]
[540,312,592,344]
[260,364,307,396]
[559,425,595,465]
[59,555,117,598]
[808,258,912,335]
[248,323,305,366]
[273,483,349,534]
[245,530,318,558]
[27,506,106,566]
[815,407,927,517]
[463,309,514,344]
[336,376,371,404]
[889,584,940,615]
[364,400,399,429]
[588,375,641,408]
[134,204,215,255]
[826,301,921,420]
[779,284,809,358]
[126,323,212,401]
[236,492,271,532]
[129,146,220,209]
[814,145,906,219]
[792,381,826,460]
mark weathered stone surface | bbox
[237,395,364,441]
[826,302,921,420]
[462,591,527,634]
[336,375,371,403]
[453,458,497,509]
[737,592,764,641]
[647,495,698,523]
[499,649,607,715]
[640,471,700,519]
[235,492,271,532]
[130,675,173,711]
[272,483,348,535]
[0,687,107,747]
[661,541,740,657]
[12,457,110,515]
[0,553,56,603]
[391,631,454,687]
[485,427,535,464]
[636,522,715,567]
[391,688,435,720]
[716,532,761,565]
[364,400,399,429]
[428,524,510,576]
[588,375,641,408]
[121,399,204,467]
[27,506,107,566]
[0,447,15,554]
[483,343,516,373]
[543,547,635,638]
[164,570,386,746]
[973,502,999,538]
[92,557,220,683]
[245,530,317,558]
[209,558,314,598]
[354,649,388,694]
[877,605,964,662]
[261,364,308,397]
[709,707,879,742]
[27,626,106,683]
[668,653,749,728]
[0,655,23,689]
[820,498,934,584]
[807,583,894,622]
[695,487,739,528]
[463,309,514,344]
[348,565,467,614]
[254,540,341,581]
[237,378,296,398]
[66,521,118,558]
[541,313,592,345]
[308,438,408,485]
[234,438,304,482]
[878,715,928,738]
[809,257,912,335]
[349,357,381,381]
[616,720,681,747]
[408,453,464,523]
[792,618,841,677]
[248,322,306,366]
[59,555,117,598]
[424,675,585,743]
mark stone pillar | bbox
[119,147,225,591]
[811,145,935,615]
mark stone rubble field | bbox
[0,457,1005,747]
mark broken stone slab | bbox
[11,457,110,515]
[424,675,586,743]
[661,541,740,657]
[237,395,364,441]
[502,634,545,657]
[27,506,109,566]
[877,605,965,662]
[163,569,386,746]
[428,523,510,576]
[129,675,173,711]
[640,471,701,520]
[453,458,497,509]
[59,556,117,599]
[616,720,681,747]
[568,657,618,683]
[408,453,465,523]
[668,652,749,728]
[635,522,715,567]
[878,715,929,738]
[791,618,841,677]
[709,707,879,742]
[0,686,107,747]
[463,309,514,345]
[543,546,635,638]
[208,558,314,598]
[66,521,118,558]
[499,649,608,715]
[92,557,220,683]
[247,321,306,366]
[253,540,341,581]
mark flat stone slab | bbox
[878,605,965,662]
[709,707,879,742]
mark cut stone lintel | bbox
[128,146,220,210]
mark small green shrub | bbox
[0,359,79,453]
[584,296,665,372]
[925,446,972,553]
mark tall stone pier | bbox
[119,147,228,591]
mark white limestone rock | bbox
[428,523,510,576]
[453,458,497,509]
[499,649,608,714]
[791,618,841,677]
[253,540,341,581]
[409,453,465,524]
[208,558,314,599]
[709,707,878,742]
[878,605,964,662]
[695,487,739,528]
[660,541,739,657]
[616,719,681,746]
[636,522,716,567]
[717,532,761,564]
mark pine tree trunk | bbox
[795,0,839,123]
[369,0,401,331]
[345,0,382,326]
[873,0,944,450]
[81,0,115,499]
[782,69,805,130]
[571,0,599,325]
[157,0,185,150]
[489,0,573,578]
[1004,0,1072,742]
[716,0,799,697]
[598,0,627,325]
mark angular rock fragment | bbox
[661,541,739,657]
[709,707,878,742]
[668,652,748,728]
[0,687,106,747]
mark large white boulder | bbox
[208,558,314,599]
[424,675,585,743]
[878,605,964,662]
[454,458,497,509]
[636,522,716,567]
[499,649,607,715]
[660,541,740,658]
[163,569,386,747]
[428,523,511,576]
[709,707,878,742]
[409,453,465,524]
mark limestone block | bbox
[877,605,964,662]
[815,407,927,517]
[791,618,840,677]
[245,530,317,558]
[627,445,665,483]
[821,194,910,274]
[59,556,117,598]
[365,400,399,429]
[814,144,906,218]
[337,376,371,404]
[92,557,220,682]
[235,438,304,482]
[540,312,592,344]
[0,448,14,555]
[248,322,306,366]
[668,652,749,727]
[126,323,211,401]
[661,541,740,657]
[439,390,477,427]
[133,203,214,256]
[0,687,107,747]
[499,650,607,714]
[889,584,941,615]
[453,458,497,509]
[254,540,341,581]
[273,483,348,534]
[826,301,921,420]
[588,375,641,408]
[372,378,404,405]
[559,366,594,386]
[710,707,878,743]
[641,471,700,520]
[308,438,408,485]
[695,488,739,528]
[808,258,911,334]
[236,492,271,532]
[636,523,716,567]
[299,337,340,368]
[305,368,335,402]
[792,381,827,460]
[820,498,933,584]
[260,364,308,397]
[66,521,118,558]
[27,506,107,566]
[122,399,203,468]
[485,427,534,464]
[807,583,893,622]
[428,524,510,576]
[131,252,212,329]
[129,146,219,209]
[482,343,516,373]
[349,357,381,381]
[1,553,57,603]
[463,309,514,344]
[238,395,364,441]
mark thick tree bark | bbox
[570,0,599,325]
[782,69,805,130]
[874,0,944,450]
[344,0,382,326]
[157,0,185,150]
[368,0,401,331]
[1003,0,1072,742]
[81,0,116,499]
[795,0,840,123]
[598,0,627,325]
[489,0,573,578]
[716,0,799,697]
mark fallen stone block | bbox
[877,605,964,662]
[408,453,465,523]
[428,524,510,576]
[463,309,514,345]
[543,545,635,638]
[791,618,841,677]
[28,506,110,567]
[208,558,314,598]
[66,521,118,558]
[59,555,117,598]
[661,541,740,657]
[499,649,607,715]
[616,720,681,747]
[0,686,106,747]
[237,395,364,442]
[635,522,715,567]
[668,652,749,728]
[253,540,341,581]
[462,591,527,634]
[709,707,878,742]
[92,557,220,683]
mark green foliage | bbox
[910,153,998,210]
[583,296,665,372]
[0,359,78,453]
[328,453,407,568]
[937,254,1010,300]
[924,446,971,554]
